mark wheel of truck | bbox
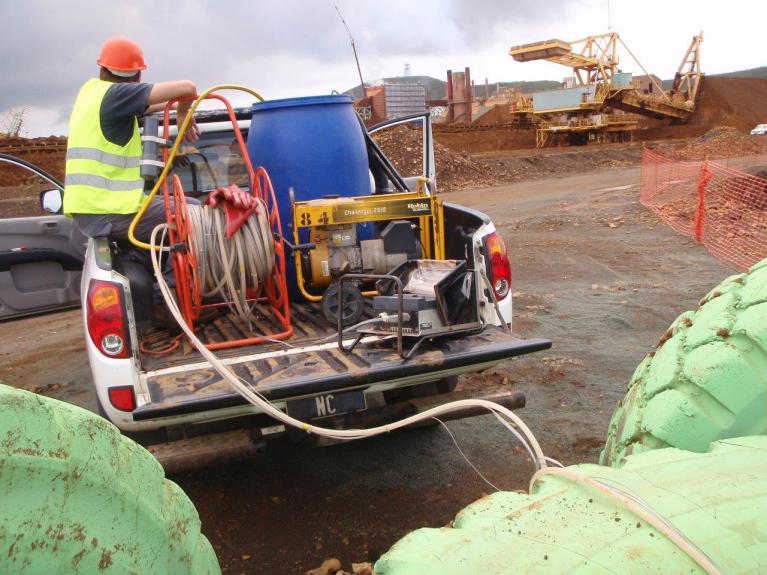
[0,384,220,574]
[600,258,767,467]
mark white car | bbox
[750,124,767,136]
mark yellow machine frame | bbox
[291,184,445,302]
[509,31,704,144]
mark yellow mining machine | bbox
[509,32,703,146]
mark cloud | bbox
[449,0,578,46]
[2,0,470,134]
[0,2,431,132]
[4,0,765,137]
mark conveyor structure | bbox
[509,32,703,146]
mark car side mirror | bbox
[40,189,63,214]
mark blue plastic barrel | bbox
[247,94,371,298]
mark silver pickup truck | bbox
[0,110,549,472]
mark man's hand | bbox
[206,185,259,238]
[147,80,200,143]
[177,103,200,144]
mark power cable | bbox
[435,418,502,492]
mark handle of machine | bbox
[281,238,316,253]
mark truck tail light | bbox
[483,232,512,300]
[108,386,136,412]
[86,279,131,359]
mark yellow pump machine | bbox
[290,182,446,326]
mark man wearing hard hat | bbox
[63,36,200,241]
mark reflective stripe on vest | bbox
[63,78,145,216]
[66,147,141,169]
[64,174,144,191]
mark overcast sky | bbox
[2,0,763,137]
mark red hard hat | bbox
[96,37,147,73]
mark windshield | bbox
[173,131,250,195]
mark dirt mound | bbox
[372,124,641,193]
[435,126,536,154]
[372,125,505,192]
[655,126,767,160]
[472,104,515,126]
[0,136,66,186]
[689,76,767,132]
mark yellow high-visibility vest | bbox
[63,78,145,215]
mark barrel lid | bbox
[251,94,353,113]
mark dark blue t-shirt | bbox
[99,82,153,146]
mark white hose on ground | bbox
[530,467,723,575]
[149,222,548,466]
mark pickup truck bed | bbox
[139,300,343,370]
[135,301,550,421]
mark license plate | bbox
[286,390,366,420]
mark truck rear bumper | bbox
[148,387,528,474]
[134,327,550,422]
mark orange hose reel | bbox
[159,94,292,348]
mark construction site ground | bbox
[5,149,766,573]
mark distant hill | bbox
[345,76,561,100]
[709,66,767,80]
[489,80,562,94]
[346,76,447,100]
[660,67,767,90]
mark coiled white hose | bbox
[184,200,274,321]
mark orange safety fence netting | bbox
[640,147,767,271]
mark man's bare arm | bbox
[145,103,167,114]
[146,81,199,142]
[147,81,197,106]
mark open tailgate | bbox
[134,326,551,421]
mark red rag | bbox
[223,201,256,238]
[205,184,257,238]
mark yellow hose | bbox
[128,85,265,251]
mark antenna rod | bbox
[607,0,612,32]
[334,5,367,98]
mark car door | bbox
[0,154,83,319]
[368,112,436,192]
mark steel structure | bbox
[0,108,26,137]
[672,33,704,106]
[512,33,619,88]
[509,32,703,147]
